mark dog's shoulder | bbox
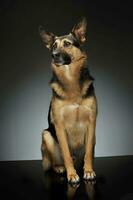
[79,67,95,98]
[46,101,58,142]
[49,71,66,99]
[79,67,94,85]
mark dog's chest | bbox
[60,103,90,123]
[60,103,91,148]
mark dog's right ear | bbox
[39,26,55,49]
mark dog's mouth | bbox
[52,52,71,66]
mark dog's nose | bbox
[52,52,60,59]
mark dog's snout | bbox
[52,51,71,65]
[52,52,60,59]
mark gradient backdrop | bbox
[0,0,133,160]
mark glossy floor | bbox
[0,156,133,200]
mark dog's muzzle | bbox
[52,52,71,66]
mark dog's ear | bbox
[39,26,55,49]
[72,17,87,44]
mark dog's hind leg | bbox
[41,129,65,174]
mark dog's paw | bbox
[67,173,80,184]
[83,170,96,181]
[53,165,65,174]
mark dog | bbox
[39,18,97,184]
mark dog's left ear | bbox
[72,17,87,43]
[39,26,55,49]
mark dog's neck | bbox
[50,54,94,100]
[51,54,87,85]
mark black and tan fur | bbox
[39,18,97,184]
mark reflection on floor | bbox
[43,170,99,199]
[0,156,133,199]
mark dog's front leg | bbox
[55,124,80,184]
[84,111,96,180]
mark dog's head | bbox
[39,18,87,66]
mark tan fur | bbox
[43,51,97,182]
[50,82,66,99]
[41,22,97,182]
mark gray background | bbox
[0,0,133,160]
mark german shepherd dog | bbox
[39,18,97,184]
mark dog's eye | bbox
[64,41,71,47]
[53,43,57,50]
